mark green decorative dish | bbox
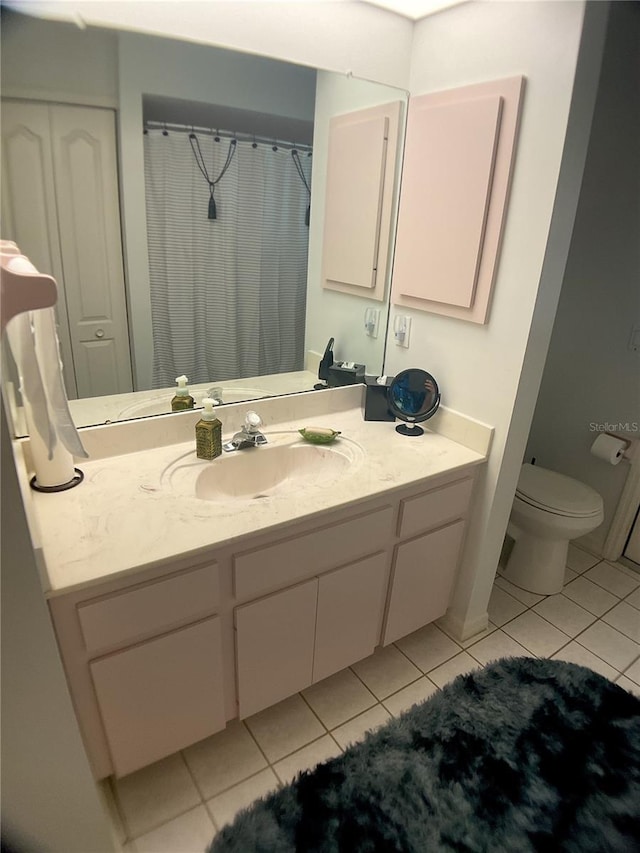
[298,427,341,445]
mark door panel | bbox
[1,100,77,396]
[90,617,226,778]
[235,579,317,718]
[313,552,387,683]
[383,521,465,645]
[50,105,132,397]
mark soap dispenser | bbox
[171,375,195,412]
[196,398,222,460]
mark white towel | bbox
[3,254,87,462]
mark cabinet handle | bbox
[95,329,105,338]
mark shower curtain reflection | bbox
[144,126,312,389]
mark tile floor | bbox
[112,544,640,852]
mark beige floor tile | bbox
[302,668,376,729]
[245,694,324,763]
[332,705,391,750]
[623,657,640,685]
[207,768,279,830]
[615,675,640,698]
[566,545,601,573]
[602,601,640,643]
[113,753,200,838]
[183,721,267,800]
[351,644,421,699]
[533,594,596,638]
[585,562,639,598]
[502,611,570,657]
[133,805,215,853]
[383,677,439,717]
[487,586,527,627]
[395,622,461,673]
[273,735,342,785]
[466,629,532,666]
[576,622,640,672]
[564,567,579,585]
[428,652,479,688]
[493,575,545,607]
[562,576,619,616]
[551,641,618,681]
[625,587,640,611]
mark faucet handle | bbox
[245,411,262,432]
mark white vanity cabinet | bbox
[235,552,388,718]
[48,559,226,779]
[48,466,478,781]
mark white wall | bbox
[17,0,413,89]
[117,31,317,389]
[1,407,116,853]
[525,1,640,554]
[384,1,608,638]
[305,72,407,373]
[0,7,117,106]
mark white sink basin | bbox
[162,433,363,501]
[118,387,270,419]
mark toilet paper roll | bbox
[590,434,627,465]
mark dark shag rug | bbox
[209,657,640,853]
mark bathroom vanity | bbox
[20,387,490,780]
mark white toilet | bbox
[503,463,604,595]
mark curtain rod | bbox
[144,121,313,153]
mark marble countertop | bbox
[22,389,490,596]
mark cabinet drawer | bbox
[90,616,225,777]
[234,506,394,600]
[398,477,473,539]
[78,563,220,656]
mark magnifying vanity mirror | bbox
[0,7,408,436]
[388,368,441,436]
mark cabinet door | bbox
[236,580,317,719]
[313,553,387,683]
[90,616,225,777]
[1,100,77,396]
[50,105,133,397]
[383,521,465,645]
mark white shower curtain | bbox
[144,128,311,388]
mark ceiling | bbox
[359,0,468,21]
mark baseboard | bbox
[438,610,489,644]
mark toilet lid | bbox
[516,464,603,518]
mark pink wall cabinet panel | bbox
[235,579,318,719]
[312,552,388,683]
[392,76,524,324]
[89,616,226,777]
[383,520,465,645]
[322,100,402,302]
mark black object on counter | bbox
[328,362,366,387]
[364,376,395,422]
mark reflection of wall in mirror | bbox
[306,72,406,375]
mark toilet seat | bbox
[516,464,602,519]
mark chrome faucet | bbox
[207,386,224,405]
[223,411,268,452]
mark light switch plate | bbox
[394,315,411,348]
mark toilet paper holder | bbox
[590,433,632,465]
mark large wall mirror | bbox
[1,7,407,434]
